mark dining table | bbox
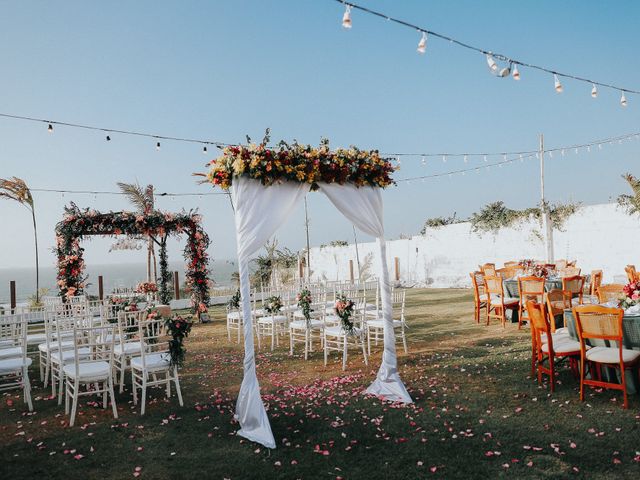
[563,308,640,394]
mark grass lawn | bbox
[1,288,640,479]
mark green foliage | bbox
[251,239,298,287]
[419,213,460,234]
[329,240,349,247]
[617,173,640,216]
[469,201,579,234]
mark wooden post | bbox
[98,275,104,301]
[394,257,400,281]
[10,281,16,314]
[173,271,180,300]
[349,260,354,283]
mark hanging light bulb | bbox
[442,155,447,163]
[156,141,161,151]
[549,150,553,158]
[554,74,563,93]
[483,155,487,162]
[486,54,498,73]
[421,156,426,166]
[591,84,598,98]
[519,154,524,163]
[106,135,111,141]
[620,91,628,107]
[417,31,427,54]
[463,155,468,163]
[342,5,352,29]
[512,64,520,80]
[203,146,208,154]
[47,123,53,133]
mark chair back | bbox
[590,270,603,296]
[555,259,568,270]
[137,316,170,370]
[70,324,116,379]
[518,276,545,304]
[0,313,27,350]
[117,310,144,343]
[545,289,572,316]
[560,266,581,277]
[481,263,496,276]
[526,300,551,348]
[562,275,585,298]
[625,265,638,283]
[469,271,485,302]
[392,289,406,323]
[503,261,518,267]
[596,284,625,303]
[573,305,623,345]
[484,275,504,297]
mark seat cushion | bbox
[366,319,403,328]
[541,339,581,354]
[51,347,91,363]
[63,361,111,380]
[38,340,73,353]
[0,356,32,374]
[0,346,24,359]
[490,295,519,306]
[257,315,287,324]
[130,352,171,371]
[227,311,242,320]
[114,341,144,356]
[290,319,324,329]
[324,325,363,337]
[586,346,640,364]
[26,333,47,345]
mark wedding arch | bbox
[55,203,211,313]
[206,138,413,449]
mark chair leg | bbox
[304,330,309,361]
[361,337,368,366]
[367,327,372,356]
[119,357,126,393]
[57,371,64,406]
[174,368,184,407]
[166,374,171,398]
[401,326,408,354]
[323,335,328,366]
[108,376,118,419]
[22,367,33,412]
[620,362,628,409]
[65,381,70,415]
[140,375,147,415]
[69,380,79,427]
[579,357,585,402]
[132,370,138,405]
[549,354,555,393]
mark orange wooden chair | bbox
[545,289,572,333]
[596,284,625,304]
[589,270,603,297]
[517,276,545,330]
[562,275,585,305]
[527,300,580,391]
[555,259,568,271]
[503,261,518,267]
[481,263,496,276]
[573,305,640,409]
[469,271,487,324]
[484,275,519,327]
[624,265,638,283]
[559,266,581,278]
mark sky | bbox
[1,0,639,275]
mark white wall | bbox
[308,203,637,287]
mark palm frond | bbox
[618,173,640,216]
[0,177,33,209]
[117,181,152,213]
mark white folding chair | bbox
[0,314,33,411]
[130,316,183,415]
[366,289,408,355]
[323,293,368,370]
[114,310,145,393]
[64,324,118,426]
[290,297,326,360]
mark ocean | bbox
[0,260,237,304]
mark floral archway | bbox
[55,204,210,313]
[205,137,412,449]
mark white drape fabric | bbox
[319,183,413,404]
[231,177,310,448]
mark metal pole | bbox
[352,225,361,282]
[304,196,311,282]
[539,134,554,263]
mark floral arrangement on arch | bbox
[136,282,158,294]
[619,281,640,309]
[203,133,396,190]
[335,293,357,335]
[55,203,210,314]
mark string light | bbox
[620,91,628,107]
[203,146,208,154]
[29,187,227,197]
[421,156,426,165]
[331,0,640,102]
[442,155,447,163]
[463,155,468,163]
[47,123,53,133]
[591,84,598,98]
[342,4,352,28]
[156,141,161,151]
[416,31,427,54]
[554,74,563,93]
[512,64,520,81]
[106,135,111,141]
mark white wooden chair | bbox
[290,297,326,360]
[63,324,118,426]
[257,311,288,351]
[366,289,408,355]
[114,310,145,393]
[323,293,369,370]
[226,306,243,343]
[130,316,183,415]
[52,315,92,404]
[0,314,33,411]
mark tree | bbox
[617,173,640,216]
[117,182,157,283]
[0,177,40,303]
